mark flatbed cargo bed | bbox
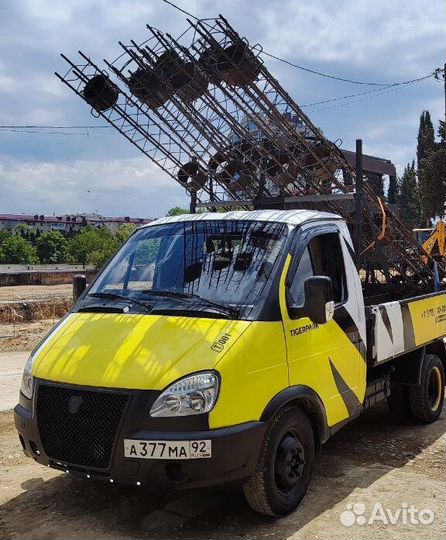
[367,290,446,366]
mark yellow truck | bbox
[15,209,446,516]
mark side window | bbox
[289,232,347,307]
[308,232,347,304]
[289,246,314,306]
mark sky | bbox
[0,0,444,219]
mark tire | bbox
[409,354,445,424]
[243,407,314,516]
[387,382,412,420]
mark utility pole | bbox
[354,139,363,270]
[444,62,446,135]
[437,63,446,135]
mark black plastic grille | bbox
[36,383,129,469]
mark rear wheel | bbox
[409,354,444,423]
[243,407,314,516]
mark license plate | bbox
[123,439,212,460]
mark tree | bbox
[417,112,446,222]
[419,148,446,220]
[398,161,421,230]
[0,230,11,246]
[115,223,137,243]
[365,173,384,198]
[14,224,39,245]
[417,111,436,167]
[0,235,38,264]
[68,226,119,268]
[438,120,445,145]
[387,175,398,204]
[166,206,190,216]
[36,231,68,264]
[417,111,443,223]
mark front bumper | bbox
[14,381,266,489]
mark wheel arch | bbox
[426,340,446,371]
[261,386,330,446]
[391,341,446,386]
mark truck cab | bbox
[14,209,445,516]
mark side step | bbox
[364,373,391,409]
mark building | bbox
[0,213,153,234]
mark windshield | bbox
[89,219,288,311]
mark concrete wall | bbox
[0,269,96,287]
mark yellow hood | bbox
[33,312,250,390]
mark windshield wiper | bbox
[87,292,153,313]
[141,289,240,318]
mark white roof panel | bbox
[145,209,341,228]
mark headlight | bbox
[150,372,220,417]
[20,355,35,399]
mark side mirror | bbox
[303,276,334,325]
[73,274,87,302]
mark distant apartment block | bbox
[0,213,153,234]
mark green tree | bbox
[365,173,384,198]
[417,111,441,222]
[14,224,39,245]
[387,175,398,205]
[115,223,137,243]
[68,226,118,268]
[0,230,11,246]
[417,110,436,167]
[0,235,38,264]
[438,120,445,145]
[36,231,68,264]
[166,206,190,216]
[398,161,421,230]
[419,148,446,220]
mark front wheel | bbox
[243,407,314,516]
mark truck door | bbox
[280,226,366,428]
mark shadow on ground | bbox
[1,402,444,539]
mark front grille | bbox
[36,383,129,469]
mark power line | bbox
[0,74,434,136]
[307,80,431,113]
[262,50,391,86]
[0,129,91,135]
[0,124,115,135]
[0,127,117,136]
[302,72,436,108]
[0,124,111,129]
[161,0,433,88]
[261,51,438,87]
[0,71,436,136]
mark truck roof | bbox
[146,209,342,228]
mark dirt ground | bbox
[0,405,444,540]
[0,312,445,539]
[0,284,71,303]
[0,319,56,352]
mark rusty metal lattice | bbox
[56,15,443,296]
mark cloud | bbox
[0,156,188,217]
[0,0,444,216]
[0,62,19,95]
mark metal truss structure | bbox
[56,15,444,298]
